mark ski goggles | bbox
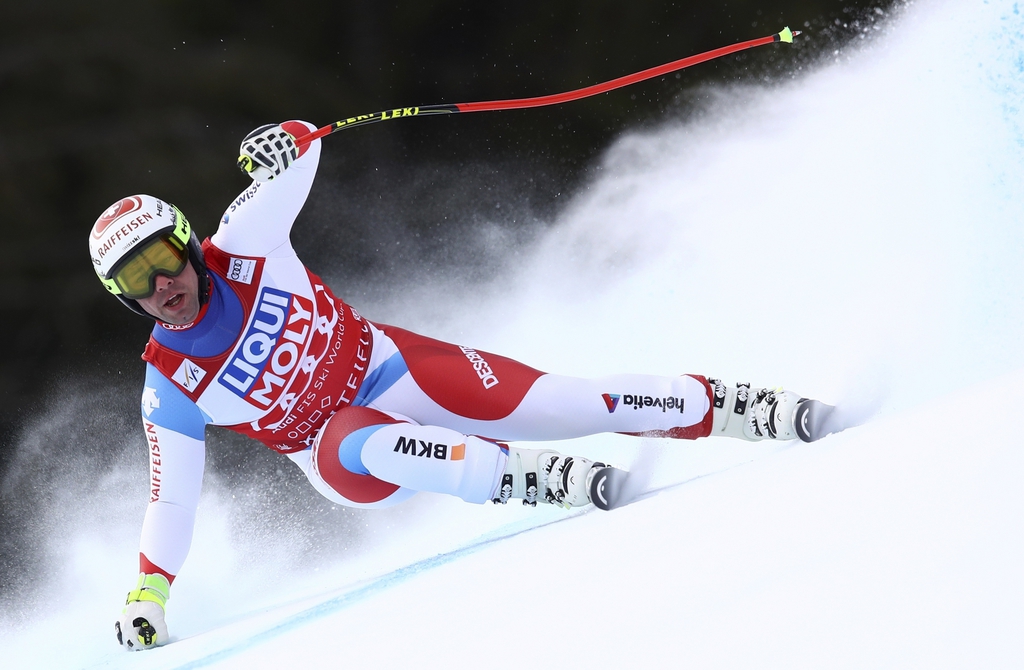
[109,233,189,299]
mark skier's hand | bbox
[115,573,170,651]
[237,123,299,183]
[116,601,167,651]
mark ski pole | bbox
[293,27,799,147]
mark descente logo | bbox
[459,345,499,389]
[394,436,466,461]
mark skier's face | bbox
[136,262,201,325]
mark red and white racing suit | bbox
[136,122,716,585]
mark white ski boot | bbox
[492,447,609,509]
[707,379,835,443]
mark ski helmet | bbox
[89,194,210,319]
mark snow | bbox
[3,0,1023,667]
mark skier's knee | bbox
[309,406,413,508]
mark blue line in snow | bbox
[168,467,734,669]
[169,510,590,670]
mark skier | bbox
[92,121,834,651]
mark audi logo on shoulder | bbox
[227,257,257,284]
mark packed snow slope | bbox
[4,0,1024,667]
[86,374,1024,669]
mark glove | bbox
[237,123,299,182]
[115,573,170,651]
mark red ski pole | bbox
[293,27,799,147]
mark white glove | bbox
[115,573,170,651]
[237,123,299,182]
[117,601,168,651]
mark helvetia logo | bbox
[602,393,621,413]
[621,394,685,413]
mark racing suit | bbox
[136,122,715,583]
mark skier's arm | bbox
[117,366,208,651]
[138,419,205,581]
[210,120,322,259]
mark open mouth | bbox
[164,292,184,309]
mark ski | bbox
[588,465,632,511]
[794,399,838,443]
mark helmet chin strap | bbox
[192,257,211,309]
[185,230,210,309]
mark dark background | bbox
[0,0,895,605]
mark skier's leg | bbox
[359,324,711,439]
[360,323,828,443]
[287,407,416,509]
[300,405,604,508]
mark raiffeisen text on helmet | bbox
[93,199,171,263]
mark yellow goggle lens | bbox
[112,235,189,299]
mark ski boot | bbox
[491,446,630,511]
[707,379,836,443]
